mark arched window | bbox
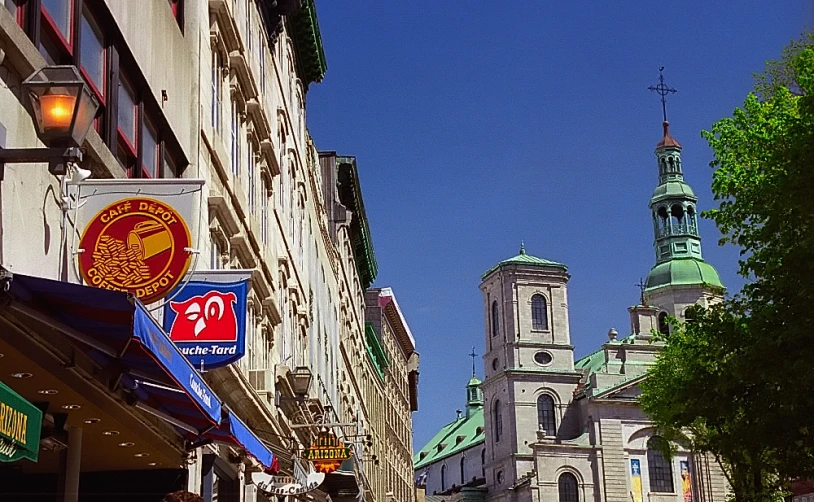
[537,394,556,436]
[491,301,500,338]
[658,312,669,335]
[481,449,486,477]
[493,400,503,442]
[441,464,446,491]
[558,472,579,502]
[647,436,674,493]
[531,294,548,330]
[460,457,466,484]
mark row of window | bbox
[5,0,185,178]
[490,294,550,338]
[438,449,487,492]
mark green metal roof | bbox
[413,407,485,469]
[337,157,378,288]
[289,0,327,88]
[365,323,389,381]
[649,181,698,206]
[482,243,567,280]
[645,258,724,292]
[467,376,481,386]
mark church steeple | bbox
[644,69,723,296]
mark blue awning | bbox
[204,409,274,468]
[1,270,276,468]
[2,271,221,432]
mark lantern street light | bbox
[290,366,313,398]
[0,66,100,181]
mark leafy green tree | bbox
[640,33,814,502]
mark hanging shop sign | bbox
[74,179,204,304]
[252,458,326,496]
[304,431,353,474]
[163,270,252,370]
[0,381,42,463]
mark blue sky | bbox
[306,1,813,452]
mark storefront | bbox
[0,269,276,501]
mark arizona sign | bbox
[163,270,252,370]
[304,431,353,474]
[78,197,192,304]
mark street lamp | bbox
[290,366,313,398]
[0,65,100,180]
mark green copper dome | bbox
[467,376,481,387]
[482,243,567,280]
[650,180,697,205]
[645,258,724,292]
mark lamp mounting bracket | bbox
[0,146,83,181]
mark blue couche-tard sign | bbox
[163,270,252,370]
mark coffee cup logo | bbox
[78,197,192,304]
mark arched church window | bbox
[537,394,556,436]
[481,449,486,477]
[687,205,697,233]
[441,464,446,491]
[491,301,500,338]
[531,294,548,330]
[493,400,503,442]
[460,456,466,484]
[558,472,579,502]
[647,436,674,493]
[658,312,669,335]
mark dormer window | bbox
[456,435,466,445]
[419,452,428,460]
[476,426,484,435]
[437,443,446,452]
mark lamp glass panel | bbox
[72,87,98,145]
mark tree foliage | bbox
[640,32,814,502]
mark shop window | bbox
[141,117,159,178]
[79,7,105,98]
[41,0,72,45]
[117,76,137,148]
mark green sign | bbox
[0,381,41,462]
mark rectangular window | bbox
[230,101,240,178]
[247,142,255,212]
[163,150,179,178]
[261,181,268,244]
[80,8,105,97]
[259,37,265,94]
[245,1,252,52]
[4,0,17,16]
[118,76,137,148]
[141,117,159,178]
[210,237,222,269]
[41,0,72,45]
[211,49,222,132]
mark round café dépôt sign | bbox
[78,197,192,304]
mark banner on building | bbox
[163,270,252,370]
[252,458,326,496]
[75,179,204,304]
[680,460,693,502]
[304,431,353,474]
[630,459,643,502]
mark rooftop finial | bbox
[468,346,478,377]
[648,66,677,123]
[635,277,647,306]
[519,241,526,255]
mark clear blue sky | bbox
[306,1,813,452]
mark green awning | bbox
[0,381,42,463]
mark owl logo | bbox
[168,290,239,342]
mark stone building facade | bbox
[415,122,729,502]
[0,1,418,501]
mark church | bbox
[413,119,730,502]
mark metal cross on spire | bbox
[468,346,478,377]
[635,278,647,306]
[648,66,677,122]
